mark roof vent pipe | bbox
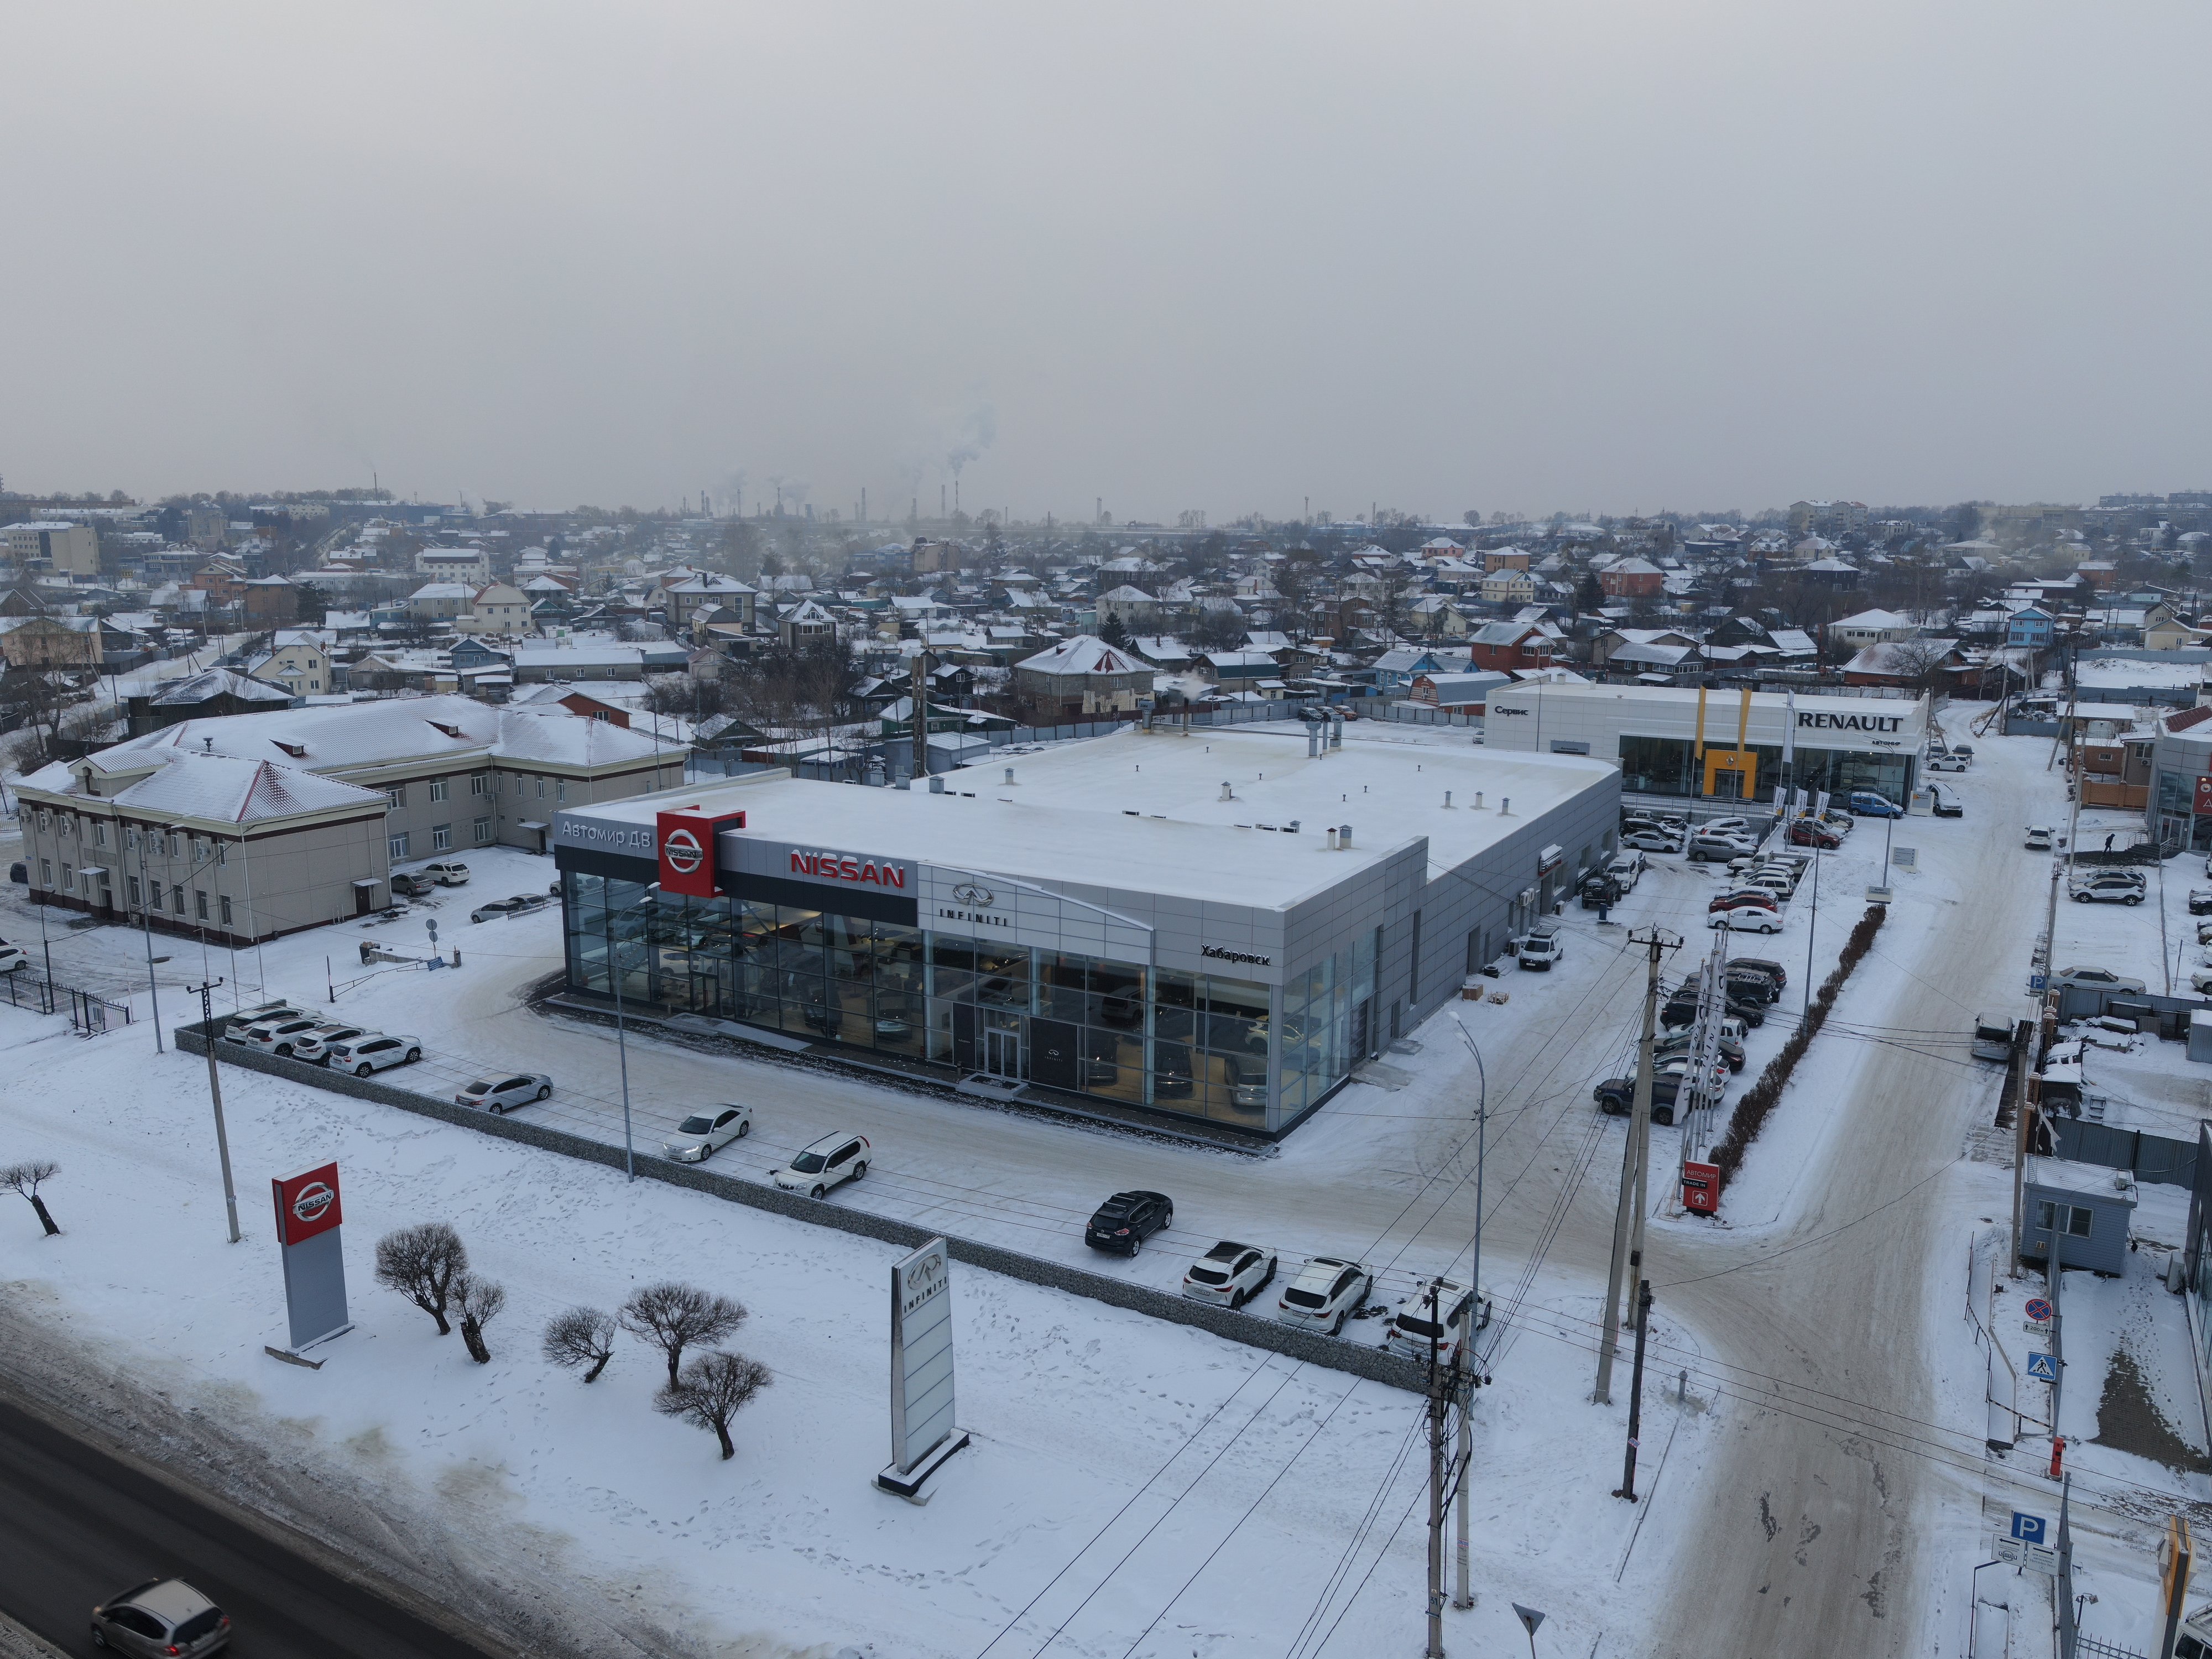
[1339,823,1353,848]
[1444,790,1453,808]
[1474,791,1484,810]
[1220,781,1233,801]
[928,775,945,794]
[1327,827,1339,850]
[1004,766,1015,786]
[1499,797,1511,816]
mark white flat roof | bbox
[570,722,1613,909]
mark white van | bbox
[1519,920,1565,971]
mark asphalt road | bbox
[0,1392,498,1659]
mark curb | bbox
[176,1024,1428,1394]
[0,1611,70,1659]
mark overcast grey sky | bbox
[4,2,2207,521]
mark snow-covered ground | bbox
[0,974,1730,1659]
[9,712,2211,1656]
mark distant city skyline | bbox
[4,2,2208,524]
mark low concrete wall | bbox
[177,1024,1429,1394]
[0,1611,68,1659]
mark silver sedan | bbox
[456,1072,553,1113]
[660,1103,753,1162]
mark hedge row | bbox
[1711,902,1887,1190]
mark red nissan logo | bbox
[664,827,704,875]
[291,1182,335,1224]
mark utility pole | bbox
[1425,1281,1447,1659]
[1598,927,1673,1404]
[1453,1319,1475,1610]
[188,979,242,1244]
[1614,1280,1653,1500]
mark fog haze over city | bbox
[4,0,2209,517]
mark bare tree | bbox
[542,1307,618,1382]
[1875,638,1957,694]
[620,1282,748,1387]
[2,1161,60,1235]
[453,1272,506,1364]
[373,1222,468,1335]
[654,1350,771,1460]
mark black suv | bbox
[1594,1075,1684,1125]
[1085,1190,1174,1255]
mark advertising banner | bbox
[2194,776,2212,816]
[889,1237,957,1474]
[1681,1160,1720,1215]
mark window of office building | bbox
[474,816,493,843]
[220,895,233,924]
[385,786,405,808]
[390,832,410,860]
[471,771,491,796]
[128,875,141,905]
[172,883,185,912]
[432,824,452,852]
[195,890,209,920]
[430,778,450,802]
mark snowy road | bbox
[0,1392,498,1658]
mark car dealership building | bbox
[552,722,1618,1136]
[1480,682,1928,806]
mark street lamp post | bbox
[133,826,164,1053]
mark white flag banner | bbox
[1792,787,1808,815]
[1814,789,1832,820]
[1783,690,1797,765]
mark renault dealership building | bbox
[1481,682,1928,806]
[552,722,1618,1136]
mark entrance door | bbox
[983,1024,1022,1079]
[1703,750,1757,799]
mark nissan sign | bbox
[272,1161,345,1246]
[657,807,746,898]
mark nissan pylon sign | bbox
[271,1162,351,1353]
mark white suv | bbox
[1181,1241,1278,1308]
[1276,1256,1373,1335]
[772,1131,869,1198]
[325,1033,422,1076]
[242,1015,326,1057]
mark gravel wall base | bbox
[178,1025,1428,1394]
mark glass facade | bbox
[560,870,1378,1135]
[1616,734,1911,805]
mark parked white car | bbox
[772,1131,870,1198]
[456,1072,554,1113]
[1605,852,1645,890]
[2025,826,2054,851]
[660,1103,753,1162]
[1926,752,1970,773]
[290,1023,369,1064]
[222,1003,306,1044]
[1710,905,1783,934]
[0,942,25,973]
[1620,830,1682,854]
[325,1032,422,1076]
[2049,966,2146,994]
[1385,1276,1491,1359]
[2191,968,2212,997]
[1276,1255,1374,1335]
[242,1015,327,1058]
[1182,1240,1279,1308]
[421,862,472,886]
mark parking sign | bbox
[2010,1512,2048,1546]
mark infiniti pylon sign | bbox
[876,1235,969,1499]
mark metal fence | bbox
[0,971,133,1036]
[2048,1118,2199,1188]
[1384,702,1482,729]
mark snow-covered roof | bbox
[1015,635,1149,677]
[97,692,677,775]
[147,667,296,707]
[19,749,382,825]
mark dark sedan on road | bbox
[1085,1190,1173,1255]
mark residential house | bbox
[123,668,298,736]
[1014,635,1154,717]
[659,572,757,633]
[408,582,474,624]
[1827,609,1920,650]
[1097,585,1159,630]
[1480,567,1538,606]
[1598,557,1664,599]
[460,582,533,637]
[248,630,336,696]
[1467,622,1555,674]
[2008,606,2057,650]
[778,597,837,649]
[1409,670,1509,714]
